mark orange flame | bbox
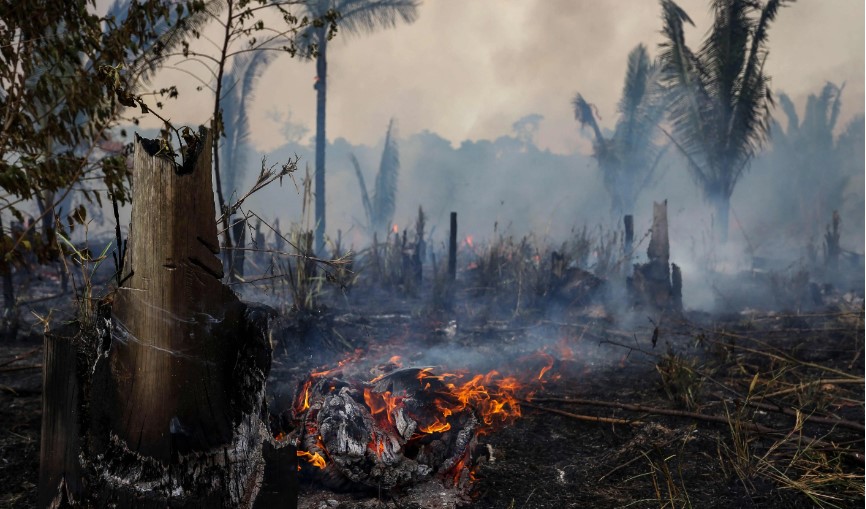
[297,450,327,469]
[294,379,313,413]
[364,388,403,428]
[392,223,399,234]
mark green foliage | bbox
[0,0,206,213]
[573,44,668,216]
[351,119,400,235]
[770,83,863,240]
[658,0,793,240]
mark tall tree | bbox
[351,118,399,234]
[658,0,793,242]
[296,0,420,255]
[573,44,668,217]
[770,83,863,240]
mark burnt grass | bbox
[1,268,864,508]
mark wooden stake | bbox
[448,212,457,281]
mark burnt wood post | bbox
[448,212,457,281]
[39,128,283,507]
[623,214,634,256]
[629,200,681,312]
[38,324,84,507]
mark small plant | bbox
[656,346,703,410]
[55,215,113,329]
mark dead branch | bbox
[521,402,643,427]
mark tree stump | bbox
[39,129,287,507]
[629,201,682,312]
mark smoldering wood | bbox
[293,368,478,492]
[448,212,457,281]
[39,129,284,508]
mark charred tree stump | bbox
[448,212,457,282]
[38,324,85,507]
[629,201,681,312]
[39,129,284,507]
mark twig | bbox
[0,364,41,373]
[742,398,864,431]
[522,402,643,427]
[0,347,40,367]
[528,397,775,433]
[761,378,865,399]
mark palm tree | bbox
[296,0,420,255]
[351,118,399,234]
[658,0,792,242]
[220,50,278,199]
[771,82,863,240]
[573,44,668,217]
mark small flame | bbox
[294,379,313,413]
[464,235,474,248]
[392,223,399,234]
[298,450,327,469]
[537,352,555,380]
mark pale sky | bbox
[144,0,865,155]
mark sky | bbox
[143,0,866,155]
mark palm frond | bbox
[129,0,225,87]
[350,153,374,228]
[221,50,278,196]
[331,0,420,37]
[775,91,799,137]
[372,118,399,232]
[572,94,606,152]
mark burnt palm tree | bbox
[658,0,793,242]
[573,44,668,217]
[296,0,420,255]
[351,118,399,234]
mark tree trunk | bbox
[0,213,16,341]
[712,193,730,244]
[314,28,328,256]
[39,129,282,507]
[629,200,681,312]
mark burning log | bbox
[39,129,283,507]
[629,201,682,312]
[289,364,528,492]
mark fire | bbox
[418,417,451,434]
[297,450,327,469]
[363,388,403,428]
[537,352,555,380]
[392,223,399,234]
[464,235,474,248]
[294,379,313,413]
